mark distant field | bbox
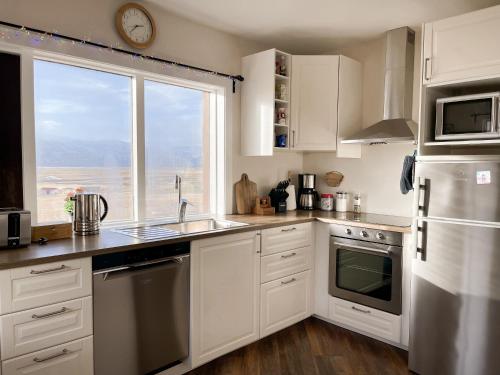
[37,167,208,224]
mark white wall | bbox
[1,0,303,212]
[302,30,422,217]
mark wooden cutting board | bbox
[235,173,257,214]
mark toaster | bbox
[0,208,31,248]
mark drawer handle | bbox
[351,306,371,314]
[281,252,297,259]
[30,265,67,274]
[32,307,69,319]
[281,278,296,285]
[281,227,297,232]
[33,348,71,363]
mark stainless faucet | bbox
[175,175,191,223]
[178,198,189,223]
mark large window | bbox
[144,80,211,219]
[31,58,220,225]
[34,60,133,223]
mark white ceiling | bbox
[149,0,500,53]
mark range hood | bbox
[342,27,417,145]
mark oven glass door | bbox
[336,248,393,301]
[329,238,402,315]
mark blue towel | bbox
[400,151,416,194]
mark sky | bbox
[33,59,205,168]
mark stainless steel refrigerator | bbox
[410,159,500,375]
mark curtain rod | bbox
[0,20,244,93]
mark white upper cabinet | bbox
[422,5,500,85]
[241,51,361,157]
[290,55,339,151]
[241,49,291,156]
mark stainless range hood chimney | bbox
[342,27,417,145]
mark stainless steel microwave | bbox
[435,92,500,141]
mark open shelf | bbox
[274,98,288,104]
[274,123,289,127]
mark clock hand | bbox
[128,24,144,33]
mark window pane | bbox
[34,60,133,223]
[144,80,210,219]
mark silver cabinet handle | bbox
[30,265,67,274]
[281,278,296,285]
[281,227,297,232]
[292,130,295,148]
[32,307,68,319]
[424,57,431,81]
[281,252,297,259]
[33,349,71,363]
[352,306,371,314]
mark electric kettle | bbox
[71,193,108,236]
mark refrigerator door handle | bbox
[417,177,429,217]
[416,221,427,261]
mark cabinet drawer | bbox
[2,336,93,375]
[260,270,311,338]
[328,297,401,343]
[261,223,312,255]
[261,246,311,283]
[0,296,93,360]
[0,258,92,314]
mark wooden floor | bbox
[189,317,409,375]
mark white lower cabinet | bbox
[328,297,401,343]
[0,296,93,360]
[2,336,93,375]
[260,246,311,283]
[190,231,260,368]
[0,258,92,315]
[260,270,311,338]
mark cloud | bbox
[36,98,89,115]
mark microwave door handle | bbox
[495,96,499,134]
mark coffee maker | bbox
[298,174,318,210]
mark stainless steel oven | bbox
[435,92,500,141]
[329,225,402,315]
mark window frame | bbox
[3,43,227,226]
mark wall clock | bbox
[115,3,156,49]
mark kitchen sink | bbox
[114,219,248,241]
[160,219,248,234]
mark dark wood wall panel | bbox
[0,52,23,208]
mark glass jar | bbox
[336,192,348,212]
[353,193,361,213]
[320,193,334,211]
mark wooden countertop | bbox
[0,211,411,269]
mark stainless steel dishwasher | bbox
[93,242,190,375]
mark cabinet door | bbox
[0,297,93,360]
[191,231,260,367]
[241,49,275,156]
[2,336,93,375]
[291,55,339,151]
[423,5,500,85]
[261,223,313,256]
[260,271,311,338]
[260,246,311,283]
[0,258,92,314]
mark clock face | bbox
[116,3,156,48]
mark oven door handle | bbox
[333,242,394,256]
